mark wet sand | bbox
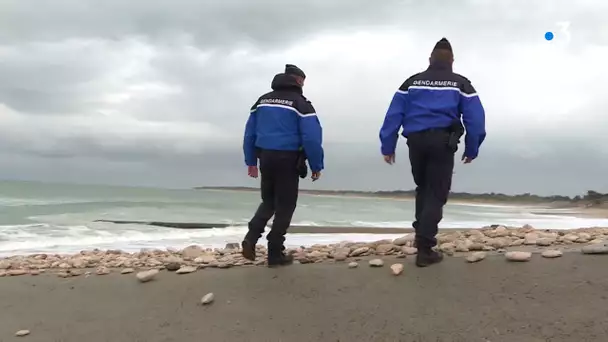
[2,253,608,342]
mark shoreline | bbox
[201,187,608,218]
[2,225,608,276]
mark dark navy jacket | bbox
[243,74,324,172]
[379,62,486,159]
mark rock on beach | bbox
[505,251,532,262]
[201,293,215,305]
[368,259,384,267]
[465,252,487,263]
[136,269,159,283]
[15,330,30,337]
[541,250,563,258]
[2,226,608,275]
[390,263,404,275]
[581,244,608,255]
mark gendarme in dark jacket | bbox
[243,74,324,172]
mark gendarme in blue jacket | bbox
[379,61,486,159]
[243,73,324,172]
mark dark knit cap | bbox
[432,38,453,53]
[285,64,306,79]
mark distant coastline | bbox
[195,186,608,209]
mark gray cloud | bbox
[0,0,607,195]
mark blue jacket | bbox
[379,62,486,159]
[243,73,324,172]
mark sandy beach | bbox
[2,250,608,342]
[2,226,608,341]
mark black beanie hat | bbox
[285,64,306,79]
[432,38,453,53]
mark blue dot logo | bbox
[545,31,554,41]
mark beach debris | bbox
[201,292,215,305]
[136,269,159,283]
[369,259,384,267]
[121,268,135,274]
[541,250,563,258]
[175,266,197,274]
[505,251,532,262]
[466,251,487,263]
[15,330,30,337]
[57,272,70,278]
[0,271,6,277]
[390,263,404,275]
[581,244,608,255]
[348,262,359,269]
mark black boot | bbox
[241,239,257,261]
[415,249,444,267]
[267,247,293,267]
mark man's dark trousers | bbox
[407,129,455,251]
[246,149,300,254]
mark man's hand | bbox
[247,166,259,178]
[383,154,395,165]
[461,154,474,164]
[311,171,321,182]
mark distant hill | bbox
[195,187,608,207]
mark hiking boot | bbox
[415,249,444,267]
[267,252,294,268]
[241,239,256,261]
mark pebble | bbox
[121,268,135,274]
[136,269,159,283]
[15,330,30,337]
[95,267,110,275]
[581,244,608,255]
[541,250,563,258]
[348,262,359,268]
[166,262,181,271]
[350,247,369,257]
[201,292,215,305]
[505,251,532,262]
[401,246,418,255]
[7,269,27,276]
[1,226,608,274]
[390,263,404,275]
[368,259,384,267]
[466,251,487,263]
[175,266,197,274]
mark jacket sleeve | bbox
[243,101,259,167]
[298,100,324,172]
[458,78,486,159]
[379,81,409,156]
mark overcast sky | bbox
[0,0,607,196]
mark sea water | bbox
[1,180,607,256]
